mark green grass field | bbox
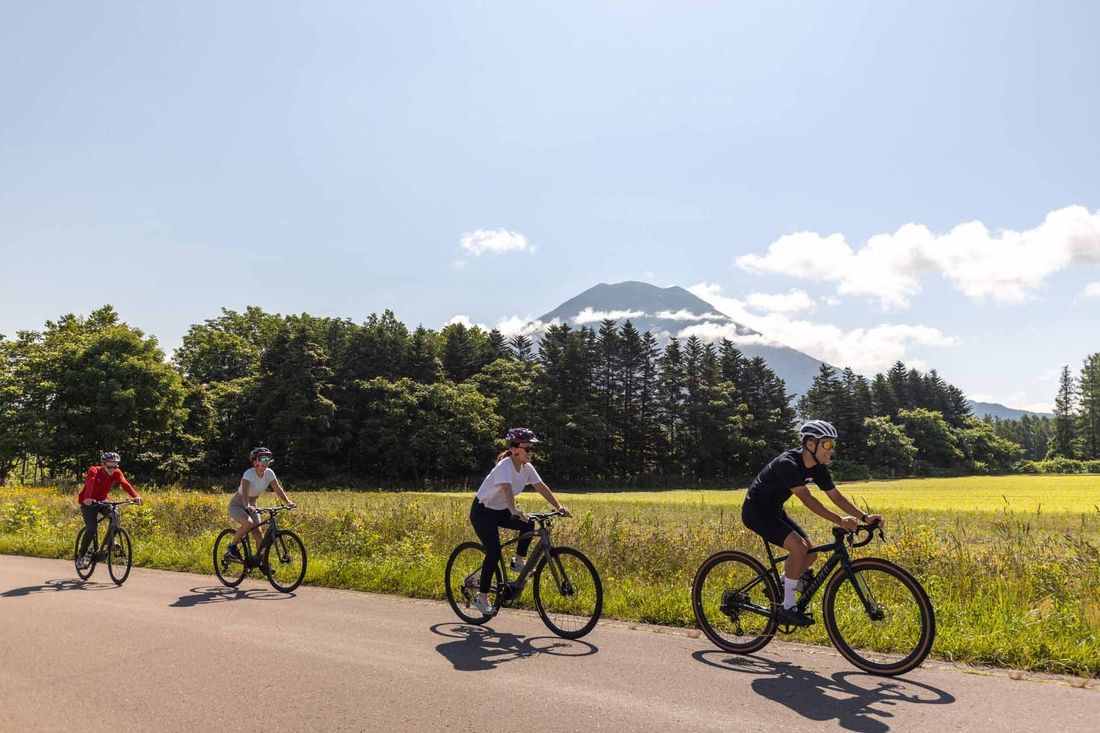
[2,475,1098,677]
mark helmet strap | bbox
[802,438,821,468]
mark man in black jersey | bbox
[741,419,883,627]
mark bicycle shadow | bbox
[693,651,955,733]
[430,623,598,672]
[1,578,119,597]
[170,585,294,607]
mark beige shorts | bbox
[228,497,260,526]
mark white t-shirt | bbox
[239,467,279,499]
[475,458,543,510]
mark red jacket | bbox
[77,466,138,504]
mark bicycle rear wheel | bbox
[691,550,779,654]
[444,542,501,625]
[74,529,96,580]
[213,529,247,587]
[107,528,132,585]
[532,546,602,639]
[266,530,307,593]
[822,557,936,676]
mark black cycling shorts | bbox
[741,498,808,548]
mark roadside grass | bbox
[1,475,1097,677]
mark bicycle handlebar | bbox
[256,505,295,514]
[91,499,138,508]
[525,508,568,522]
[846,520,884,548]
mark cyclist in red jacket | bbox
[76,451,142,569]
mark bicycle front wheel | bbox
[532,546,602,639]
[444,542,501,625]
[691,550,779,654]
[107,528,132,585]
[213,529,247,587]
[822,557,936,676]
[74,529,96,580]
[266,530,307,593]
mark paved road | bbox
[0,555,1094,732]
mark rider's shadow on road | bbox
[2,578,118,597]
[431,623,598,672]
[693,651,955,733]
[170,585,293,607]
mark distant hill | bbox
[968,401,1052,421]
[535,281,828,398]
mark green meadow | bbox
[2,475,1098,677]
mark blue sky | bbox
[3,1,1098,411]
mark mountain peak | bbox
[534,280,825,397]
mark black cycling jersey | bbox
[745,448,836,512]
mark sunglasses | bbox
[818,439,836,451]
[257,456,274,464]
[517,445,536,453]
[104,463,119,469]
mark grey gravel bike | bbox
[74,499,137,585]
[213,505,306,593]
[692,521,935,676]
[444,509,602,639]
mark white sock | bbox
[783,576,799,609]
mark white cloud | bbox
[458,228,536,256]
[736,205,1100,309]
[446,314,561,337]
[654,309,729,321]
[687,283,958,374]
[1083,281,1100,298]
[494,315,561,338]
[573,307,647,325]
[444,314,489,330]
[451,259,467,270]
[745,289,814,314]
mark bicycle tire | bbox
[74,528,96,580]
[444,541,502,625]
[106,527,132,585]
[822,557,936,676]
[213,529,247,587]
[532,546,602,639]
[691,550,780,654]
[265,530,307,593]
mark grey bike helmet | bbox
[249,446,273,462]
[101,451,121,463]
[798,420,838,442]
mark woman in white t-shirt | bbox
[223,446,296,563]
[469,427,570,616]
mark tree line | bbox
[3,305,1089,487]
[1040,357,1100,462]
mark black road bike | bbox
[444,509,602,639]
[213,506,307,593]
[692,522,936,676]
[74,500,137,585]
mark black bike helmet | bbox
[101,451,121,463]
[505,427,539,445]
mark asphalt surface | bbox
[1,554,1095,732]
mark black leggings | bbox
[469,498,535,594]
[79,504,109,556]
